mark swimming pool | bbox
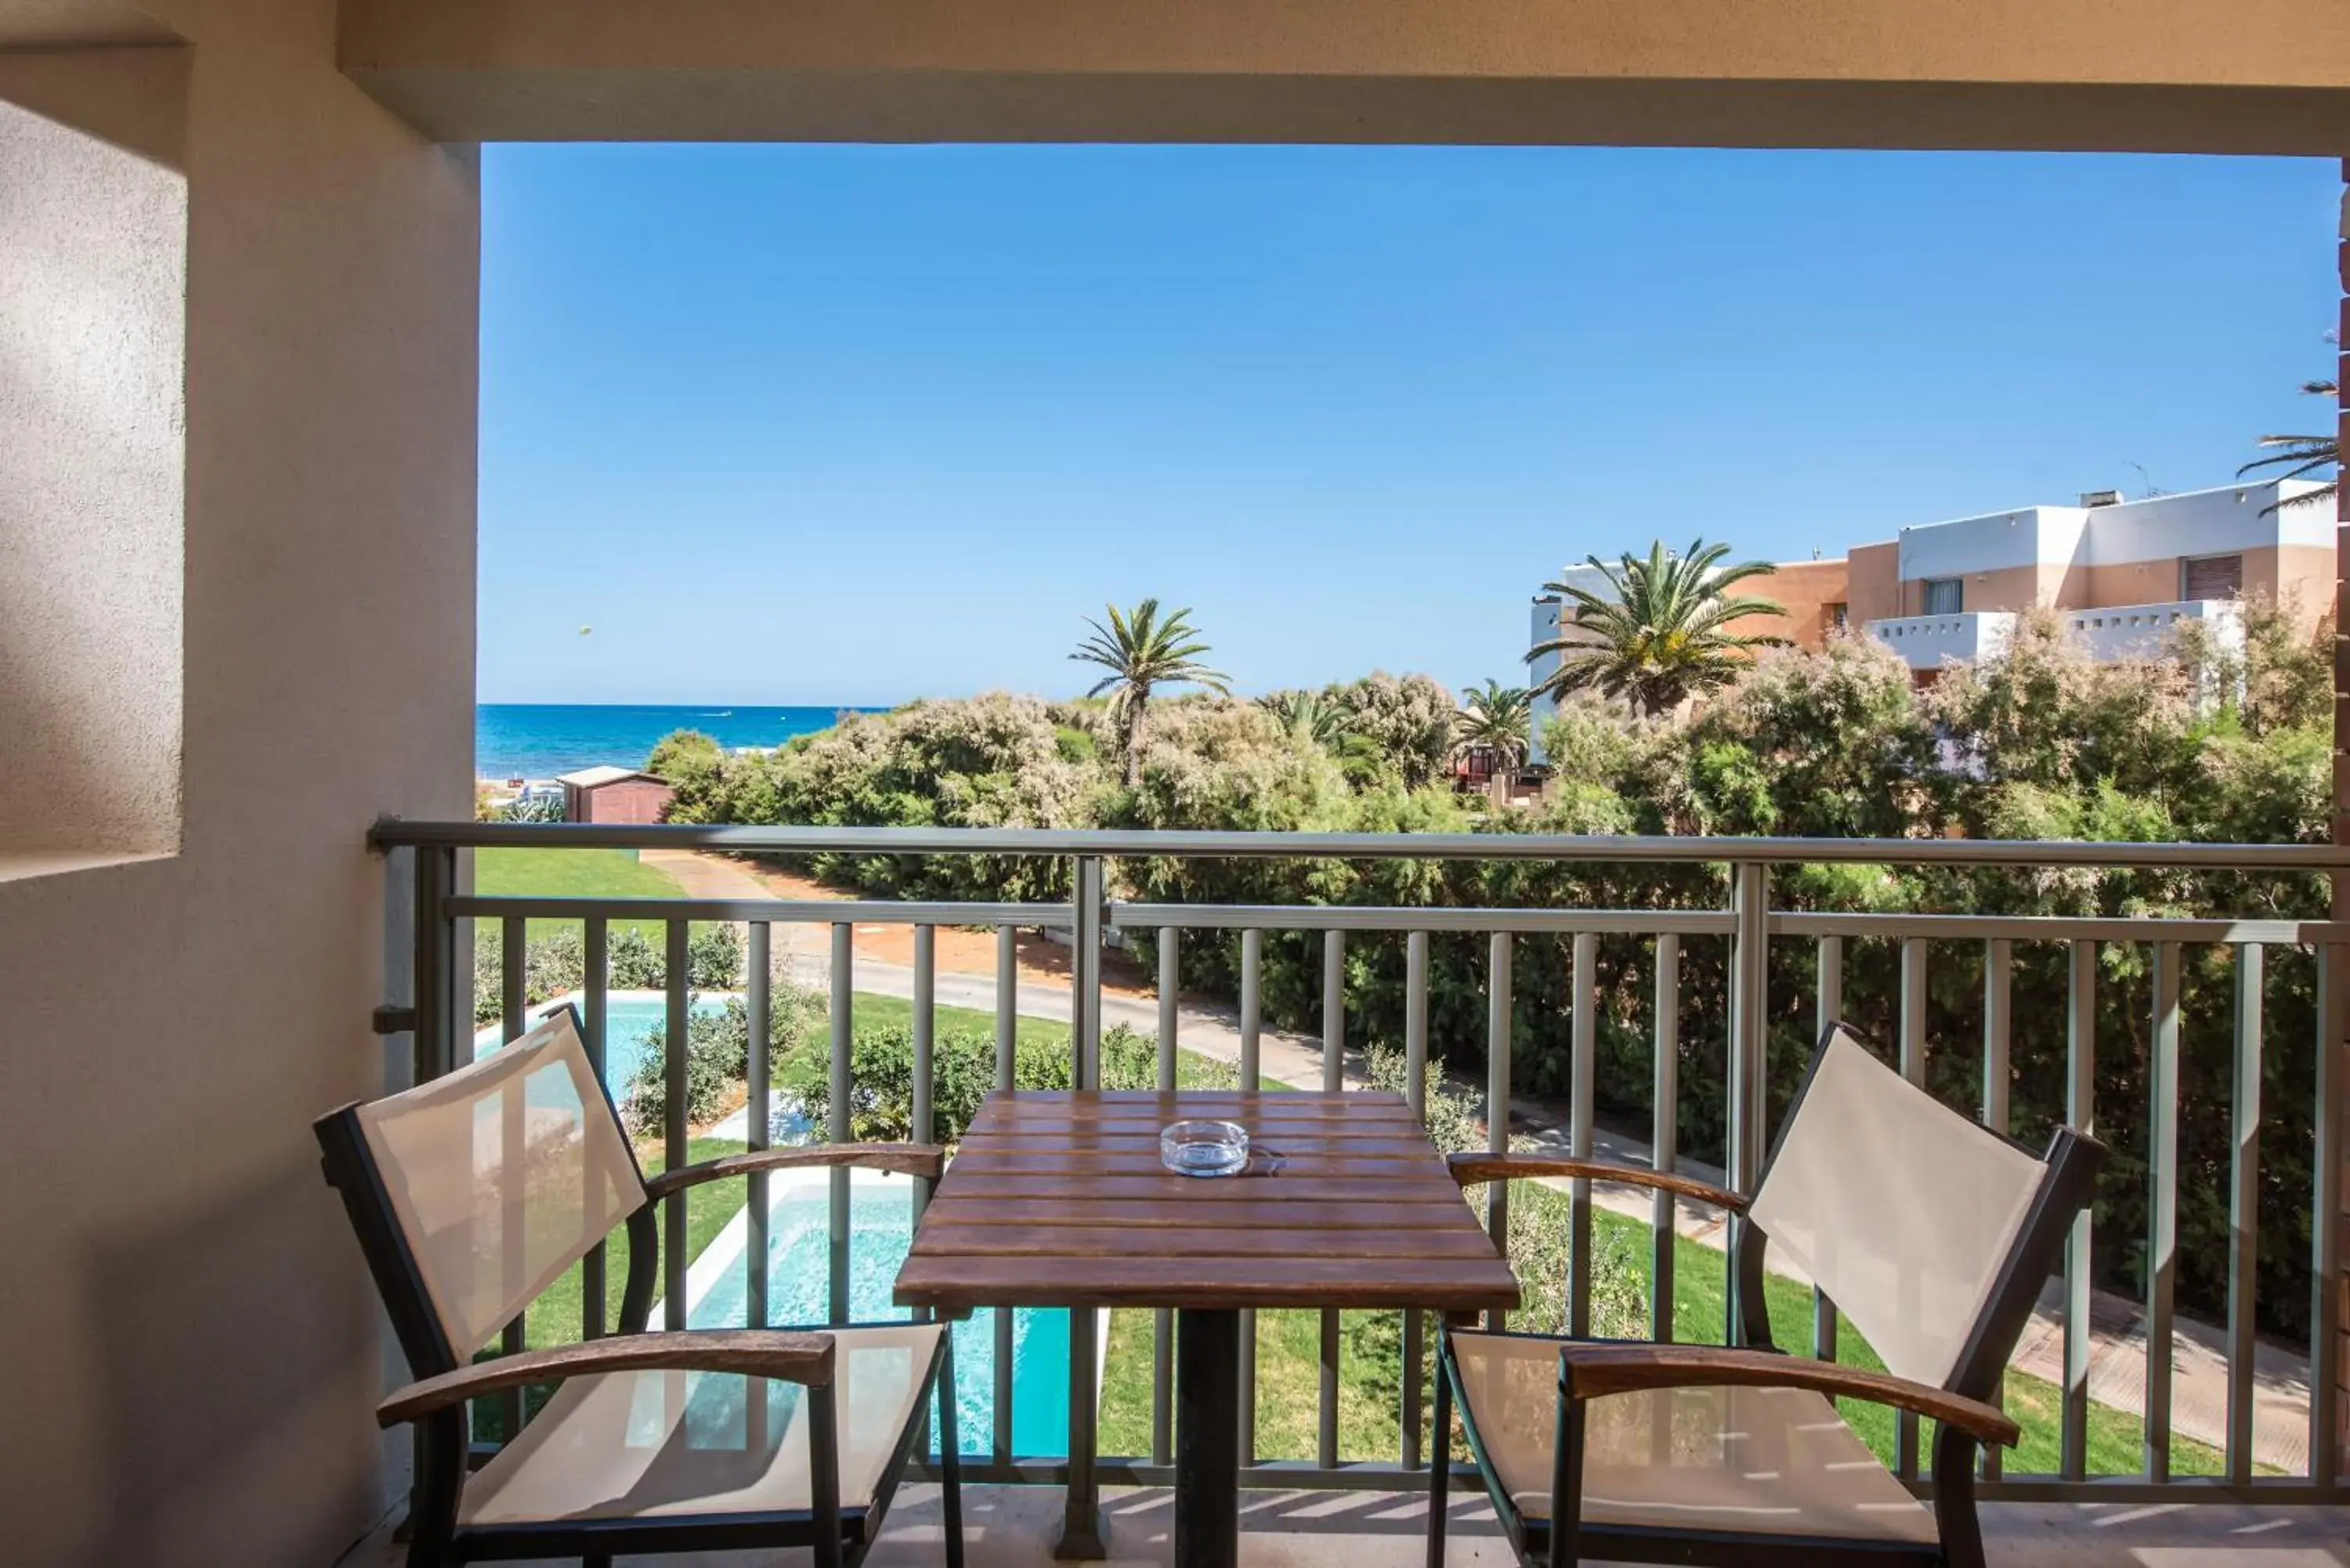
[473,992,722,1088]
[688,1176,1074,1458]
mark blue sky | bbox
[478,144,2338,706]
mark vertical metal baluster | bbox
[2145,941,2181,1483]
[996,923,1018,1088]
[2061,940,2096,1481]
[747,923,771,1334]
[2312,942,2344,1493]
[1652,934,1680,1345]
[664,919,692,1332]
[827,923,851,1328]
[913,925,936,1215]
[1568,932,1596,1339]
[583,917,609,1340]
[2227,942,2264,1487]
[1810,935,1842,1364]
[1158,927,1181,1091]
[1152,927,1178,1470]
[1981,938,2012,1479]
[1726,865,1769,1346]
[1239,927,1262,1465]
[414,844,457,1085]
[911,924,936,1457]
[992,930,1015,1470]
[1895,935,1926,1478]
[1323,928,1347,1092]
[1401,930,1430,1469]
[1319,929,1345,1469]
[1240,928,1264,1087]
[1072,855,1104,1089]
[497,916,529,1439]
[1061,858,1103,1557]
[1487,932,1513,1330]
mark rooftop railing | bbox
[367,818,2350,1545]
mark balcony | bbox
[2059,599,2244,663]
[1867,601,2245,673]
[347,819,2350,1561]
[1866,611,2017,670]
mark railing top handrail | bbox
[370,817,2350,869]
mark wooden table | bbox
[894,1089,1520,1568]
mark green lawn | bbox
[1097,1182,2232,1479]
[475,844,688,939]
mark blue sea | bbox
[476,703,874,780]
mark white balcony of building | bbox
[1864,610,2019,670]
[2059,599,2245,663]
[1867,600,2244,672]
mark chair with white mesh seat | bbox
[316,1004,964,1568]
[1429,1023,2102,1568]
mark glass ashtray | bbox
[1161,1118,1250,1177]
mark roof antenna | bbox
[2126,461,2164,498]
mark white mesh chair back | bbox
[1745,1026,2045,1389]
[355,1008,645,1357]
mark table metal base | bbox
[1177,1307,1242,1568]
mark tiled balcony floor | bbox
[342,1483,2350,1566]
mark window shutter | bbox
[2182,555,2243,601]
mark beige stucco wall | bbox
[1897,562,2040,616]
[2247,542,2337,634]
[0,55,186,858]
[2081,556,2182,610]
[0,13,478,1567]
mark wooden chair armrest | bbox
[643,1142,944,1201]
[1553,1342,2018,1447]
[1444,1151,1745,1212]
[378,1329,835,1426]
[380,1329,833,1425]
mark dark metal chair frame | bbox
[1428,1022,2106,1568]
[316,1003,964,1568]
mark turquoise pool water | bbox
[476,995,812,1128]
[690,1181,1072,1458]
[473,994,722,1087]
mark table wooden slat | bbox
[895,1089,1520,1313]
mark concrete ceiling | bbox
[337,0,2350,154]
[0,0,174,47]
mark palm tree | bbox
[1453,679,1531,770]
[1071,598,1230,785]
[1256,688,1346,749]
[2240,376,2339,515]
[1528,539,1788,716]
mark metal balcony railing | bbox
[367,818,2350,1534]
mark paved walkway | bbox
[674,849,2312,1475]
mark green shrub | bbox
[624,999,742,1137]
[608,927,664,988]
[778,1021,1220,1143]
[688,923,743,989]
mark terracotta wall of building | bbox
[1725,558,1850,648]
[1846,542,1901,625]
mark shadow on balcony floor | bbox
[340,1483,2350,1566]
